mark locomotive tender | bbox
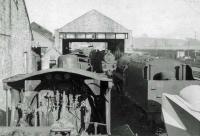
[113,54,200,126]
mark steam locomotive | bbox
[2,53,113,136]
[2,49,200,136]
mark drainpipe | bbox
[24,51,28,73]
[5,0,12,127]
[6,88,8,126]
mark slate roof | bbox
[31,22,54,41]
[58,9,130,33]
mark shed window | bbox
[106,33,115,39]
[76,33,86,39]
[86,33,94,39]
[116,33,127,39]
[96,33,106,39]
[66,33,75,39]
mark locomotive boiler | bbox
[112,54,200,132]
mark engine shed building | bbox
[55,10,133,55]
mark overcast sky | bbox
[25,0,200,39]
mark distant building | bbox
[31,22,54,49]
[133,37,200,60]
[41,47,61,70]
[55,10,133,55]
[31,22,55,70]
[0,0,35,114]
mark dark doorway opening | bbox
[62,39,124,55]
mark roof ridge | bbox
[58,9,130,32]
[94,10,130,31]
[31,22,54,41]
[22,0,34,40]
[31,22,53,35]
[34,30,54,42]
[58,10,96,31]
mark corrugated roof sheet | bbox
[58,9,130,33]
[31,22,54,41]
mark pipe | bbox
[24,51,28,74]
[6,89,8,126]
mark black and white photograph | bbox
[0,0,200,136]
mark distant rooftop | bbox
[58,9,130,33]
[133,37,200,50]
[31,22,54,41]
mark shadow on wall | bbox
[0,108,11,126]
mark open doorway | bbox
[62,39,124,55]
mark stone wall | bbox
[0,0,33,112]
